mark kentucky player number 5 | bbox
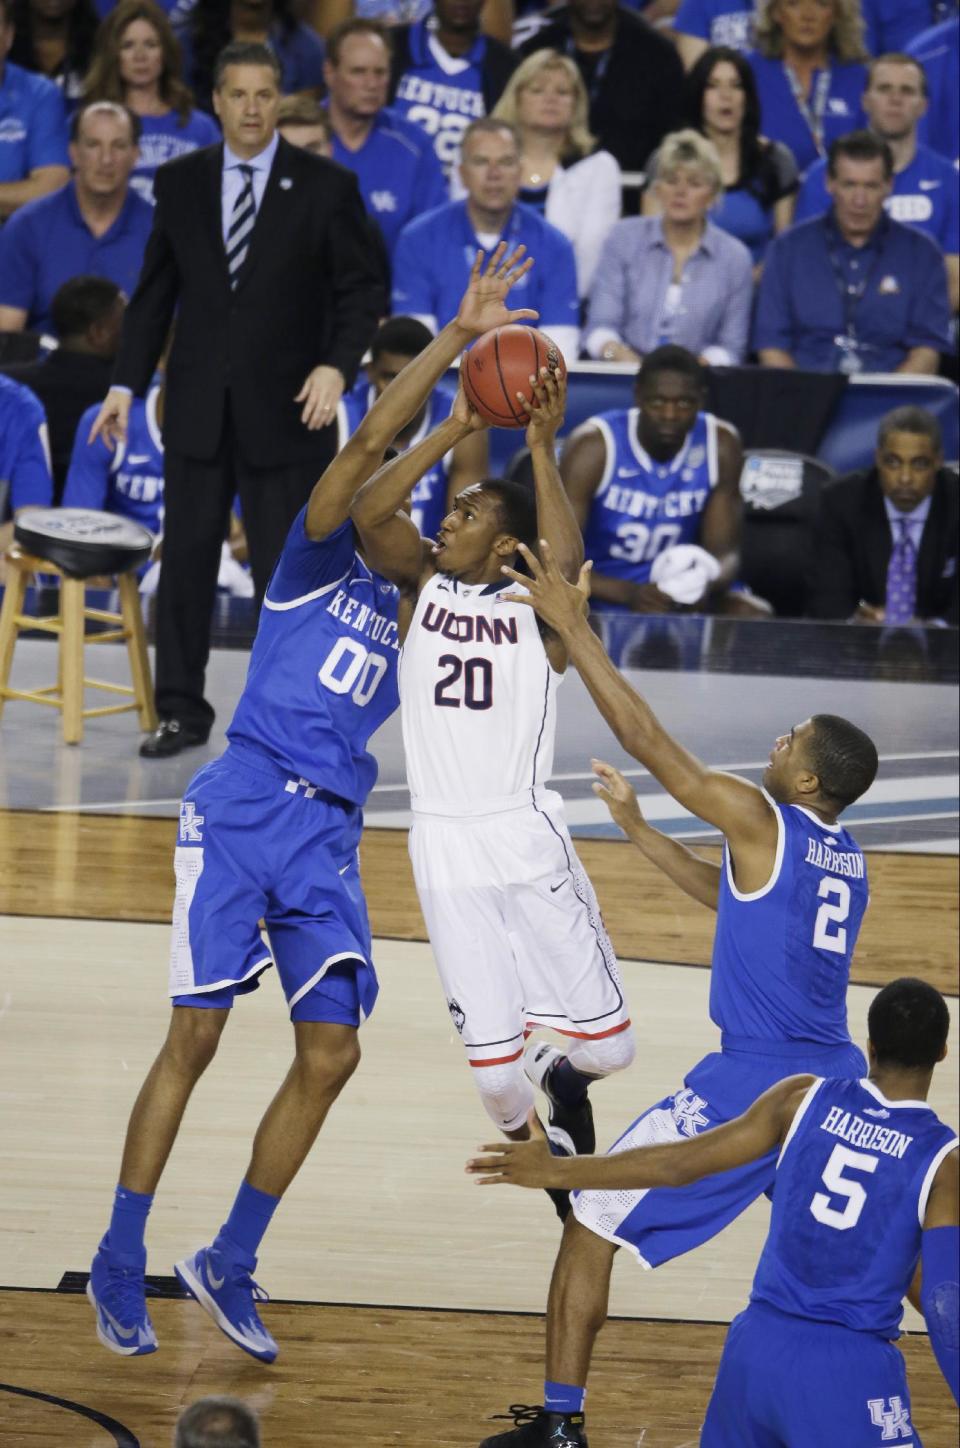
[810,1144,879,1231]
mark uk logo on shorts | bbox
[671,1088,709,1138]
[447,998,466,1034]
[867,1396,913,1440]
[179,801,205,843]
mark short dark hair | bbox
[213,41,282,91]
[827,129,893,179]
[868,978,950,1070]
[462,116,520,154]
[370,316,434,362]
[175,1397,260,1448]
[637,345,705,392]
[877,405,942,454]
[481,478,537,550]
[326,16,392,66]
[70,99,141,145]
[867,51,927,97]
[806,714,879,811]
[50,276,122,340]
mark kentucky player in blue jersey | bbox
[65,378,165,535]
[337,315,488,543]
[462,540,881,1446]
[86,242,536,1366]
[470,976,959,1446]
[562,345,769,617]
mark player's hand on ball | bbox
[466,1110,561,1188]
[502,541,592,634]
[519,364,566,448]
[452,373,488,432]
[592,760,645,836]
[455,243,539,337]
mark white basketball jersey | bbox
[400,572,560,814]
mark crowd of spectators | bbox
[0,0,957,648]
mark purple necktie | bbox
[884,517,917,626]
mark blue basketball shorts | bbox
[571,1036,867,1267]
[701,1301,920,1447]
[167,747,378,1026]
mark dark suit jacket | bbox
[113,138,384,467]
[1,349,113,501]
[807,467,959,625]
[518,6,684,173]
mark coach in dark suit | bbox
[92,41,384,758]
[807,406,958,627]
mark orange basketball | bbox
[462,325,567,429]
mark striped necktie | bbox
[226,163,255,289]
[884,517,918,626]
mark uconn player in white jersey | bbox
[86,248,531,1366]
[470,977,959,1448]
[350,319,635,1207]
[462,543,881,1447]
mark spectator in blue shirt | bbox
[0,373,53,560]
[645,46,798,266]
[746,0,868,175]
[794,53,960,309]
[324,18,447,256]
[83,0,220,205]
[179,0,326,113]
[674,0,757,69]
[861,0,956,56]
[754,130,952,373]
[0,99,153,333]
[392,116,580,359]
[0,0,69,216]
[9,0,99,111]
[907,16,959,163]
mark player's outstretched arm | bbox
[592,760,721,910]
[308,243,537,542]
[518,366,583,584]
[920,1148,960,1404]
[502,542,777,852]
[466,1077,815,1191]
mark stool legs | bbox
[0,565,30,721]
[118,573,157,732]
[60,576,85,744]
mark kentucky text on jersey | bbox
[602,481,708,521]
[394,75,484,117]
[421,603,517,644]
[804,837,866,877]
[326,586,400,650]
[820,1105,914,1158]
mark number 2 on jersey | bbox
[434,654,493,710]
[809,1143,878,1230]
[813,877,851,954]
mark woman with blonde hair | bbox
[492,48,621,296]
[746,0,868,173]
[84,0,219,202]
[586,129,753,365]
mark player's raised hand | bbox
[502,540,591,635]
[88,387,132,450]
[455,243,538,337]
[592,759,645,836]
[518,363,566,449]
[466,1110,560,1188]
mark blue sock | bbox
[108,1184,153,1257]
[544,1381,586,1415]
[214,1180,280,1264]
[548,1057,594,1107]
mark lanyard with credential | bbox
[825,215,889,363]
[784,64,832,157]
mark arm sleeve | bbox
[903,235,953,352]
[713,246,754,364]
[568,151,622,298]
[26,84,69,171]
[319,174,388,388]
[942,170,959,255]
[414,144,449,216]
[920,1225,959,1405]
[62,406,113,510]
[806,486,862,619]
[391,219,436,319]
[751,236,795,353]
[793,164,828,223]
[266,511,358,604]
[9,393,53,510]
[537,229,581,354]
[585,225,629,349]
[0,209,39,311]
[111,174,182,395]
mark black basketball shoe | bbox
[479,1406,588,1446]
[525,1043,596,1157]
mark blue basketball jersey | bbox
[711,802,869,1046]
[581,408,720,608]
[392,20,487,175]
[752,1076,958,1338]
[337,380,455,543]
[226,510,400,805]
[64,385,164,533]
[331,107,447,254]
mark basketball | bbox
[462,325,567,429]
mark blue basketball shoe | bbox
[174,1245,278,1363]
[87,1235,158,1356]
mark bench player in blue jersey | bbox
[466,540,881,1446]
[337,315,489,544]
[470,976,959,1446]
[86,242,537,1365]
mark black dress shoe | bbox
[139,719,210,758]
